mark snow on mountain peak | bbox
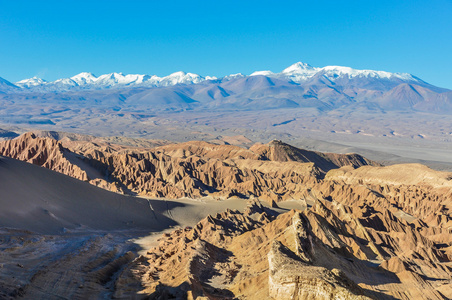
[2,62,424,93]
[222,73,245,81]
[250,70,274,76]
[159,71,204,86]
[320,65,388,78]
[318,65,419,82]
[72,72,96,78]
[106,72,124,79]
[168,71,186,77]
[269,62,421,84]
[282,62,315,74]
[15,76,48,87]
[273,62,318,82]
[95,73,128,86]
[71,72,97,85]
[71,72,97,79]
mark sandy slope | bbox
[0,155,256,235]
[0,155,176,234]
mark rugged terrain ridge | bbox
[0,132,376,202]
[123,195,452,299]
[1,132,451,299]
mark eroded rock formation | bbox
[1,132,451,299]
[0,132,89,181]
[0,133,377,202]
[124,195,451,299]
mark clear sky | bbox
[1,0,451,88]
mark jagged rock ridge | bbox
[120,195,451,299]
[0,133,377,202]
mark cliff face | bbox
[324,165,452,230]
[268,240,371,300]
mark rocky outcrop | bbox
[250,139,379,172]
[326,163,452,188]
[324,165,452,231]
[0,132,89,181]
[268,240,371,300]
[127,194,451,299]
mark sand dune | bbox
[0,155,178,234]
[0,155,251,235]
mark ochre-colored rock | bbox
[1,132,451,299]
[0,133,377,202]
[122,195,451,299]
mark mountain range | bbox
[0,62,436,92]
[1,62,451,114]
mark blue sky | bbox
[1,0,451,88]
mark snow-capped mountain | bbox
[0,62,451,114]
[8,70,219,92]
[158,71,213,87]
[251,62,423,85]
[250,70,275,77]
[71,72,97,85]
[15,76,48,88]
[4,61,428,94]
[222,73,246,81]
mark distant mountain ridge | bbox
[0,62,438,93]
[1,62,451,113]
[8,70,215,92]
